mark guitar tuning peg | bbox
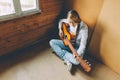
[88,64,91,66]
[86,62,89,64]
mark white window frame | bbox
[0,0,41,22]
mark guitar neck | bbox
[66,38,82,61]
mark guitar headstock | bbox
[83,59,91,72]
[84,60,91,67]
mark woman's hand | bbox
[73,52,79,60]
[59,29,64,40]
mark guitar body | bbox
[61,22,71,46]
[61,22,91,72]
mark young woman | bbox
[49,10,88,71]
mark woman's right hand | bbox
[59,29,63,40]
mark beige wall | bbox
[89,0,120,74]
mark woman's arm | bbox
[77,24,88,57]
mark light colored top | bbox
[58,19,88,56]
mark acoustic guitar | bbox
[61,22,91,72]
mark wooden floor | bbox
[0,41,120,80]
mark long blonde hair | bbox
[68,10,81,23]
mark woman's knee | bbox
[49,39,56,46]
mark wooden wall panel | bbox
[0,0,64,55]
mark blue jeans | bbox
[49,39,79,65]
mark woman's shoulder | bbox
[59,18,69,23]
[80,21,88,29]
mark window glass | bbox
[20,0,37,11]
[0,0,40,21]
[0,0,15,16]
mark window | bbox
[0,0,40,21]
